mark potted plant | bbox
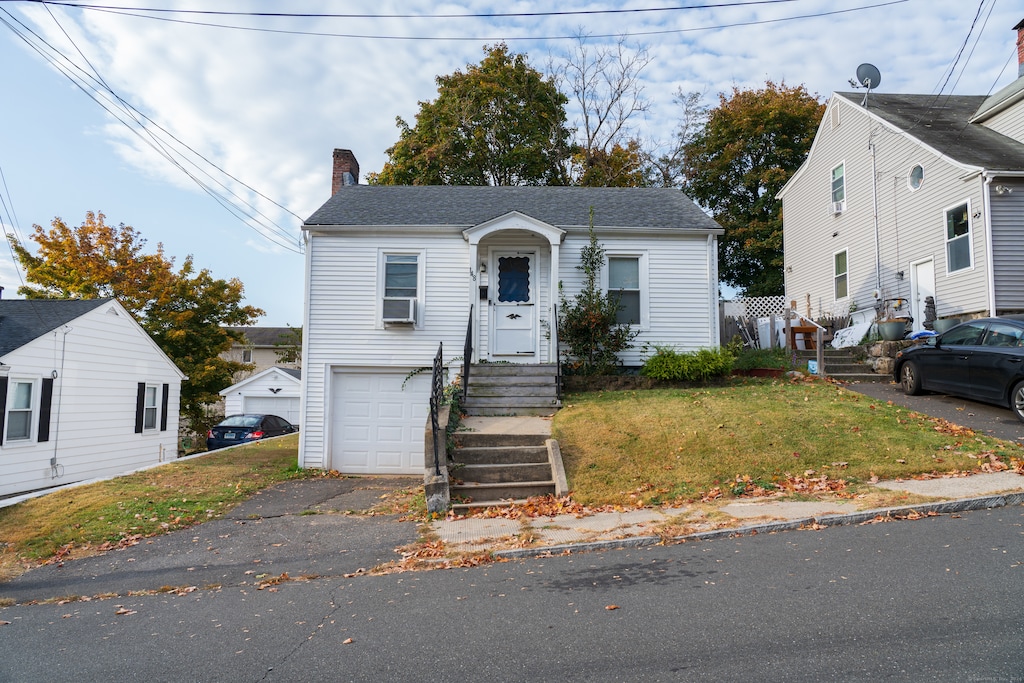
[731,347,790,377]
[878,319,908,341]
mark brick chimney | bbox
[1017,19,1024,78]
[332,149,360,194]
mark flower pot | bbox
[932,318,961,334]
[731,368,785,378]
[878,320,907,341]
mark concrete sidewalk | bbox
[431,470,1024,558]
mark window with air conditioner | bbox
[831,162,845,213]
[381,252,420,324]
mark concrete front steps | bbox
[461,363,561,416]
[791,347,884,383]
[449,417,565,513]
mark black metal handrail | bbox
[429,342,443,476]
[462,304,473,403]
[553,303,562,403]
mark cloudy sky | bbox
[0,0,1019,325]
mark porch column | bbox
[549,241,560,363]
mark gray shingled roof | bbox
[838,92,1024,172]
[0,299,109,357]
[304,186,723,232]
[225,327,298,347]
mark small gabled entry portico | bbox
[463,212,565,364]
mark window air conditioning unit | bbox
[832,201,844,215]
[382,297,416,324]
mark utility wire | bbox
[17,0,808,20]
[39,0,910,42]
[0,7,304,253]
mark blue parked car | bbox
[206,414,297,450]
[893,316,1024,423]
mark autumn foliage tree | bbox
[8,212,263,433]
[683,81,824,296]
[370,43,573,186]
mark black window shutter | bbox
[134,382,146,433]
[160,384,169,432]
[37,378,54,443]
[0,377,7,442]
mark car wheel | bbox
[900,361,922,395]
[1010,380,1024,423]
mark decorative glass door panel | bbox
[490,251,536,358]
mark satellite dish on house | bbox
[854,63,881,107]
[856,63,881,89]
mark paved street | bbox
[2,506,1021,682]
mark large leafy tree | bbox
[8,212,263,432]
[683,81,824,296]
[370,43,573,186]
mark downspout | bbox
[708,234,719,347]
[982,174,996,316]
[870,142,881,294]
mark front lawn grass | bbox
[554,378,1022,506]
[0,434,304,582]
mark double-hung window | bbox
[944,202,972,273]
[834,249,848,300]
[6,380,33,441]
[607,256,642,326]
[143,385,159,431]
[831,163,846,212]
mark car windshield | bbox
[219,415,262,428]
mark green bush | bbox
[640,346,735,381]
[731,346,791,371]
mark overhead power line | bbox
[0,7,304,254]
[17,0,910,42]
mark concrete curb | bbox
[492,493,1024,560]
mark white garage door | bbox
[243,396,301,426]
[331,369,430,474]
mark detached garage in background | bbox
[220,367,301,427]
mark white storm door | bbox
[490,250,537,359]
[911,259,935,332]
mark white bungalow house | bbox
[0,298,185,498]
[219,366,301,427]
[778,19,1024,331]
[297,149,724,475]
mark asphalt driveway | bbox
[0,476,421,604]
[848,380,1024,444]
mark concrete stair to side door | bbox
[791,347,883,382]
[449,418,560,513]
[461,363,561,417]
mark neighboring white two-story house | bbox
[297,149,724,475]
[0,298,185,499]
[778,19,1024,331]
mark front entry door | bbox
[490,250,537,360]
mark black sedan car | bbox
[893,316,1024,422]
[206,414,297,450]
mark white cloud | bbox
[2,0,1020,323]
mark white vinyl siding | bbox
[0,301,183,498]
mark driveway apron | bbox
[0,477,420,604]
